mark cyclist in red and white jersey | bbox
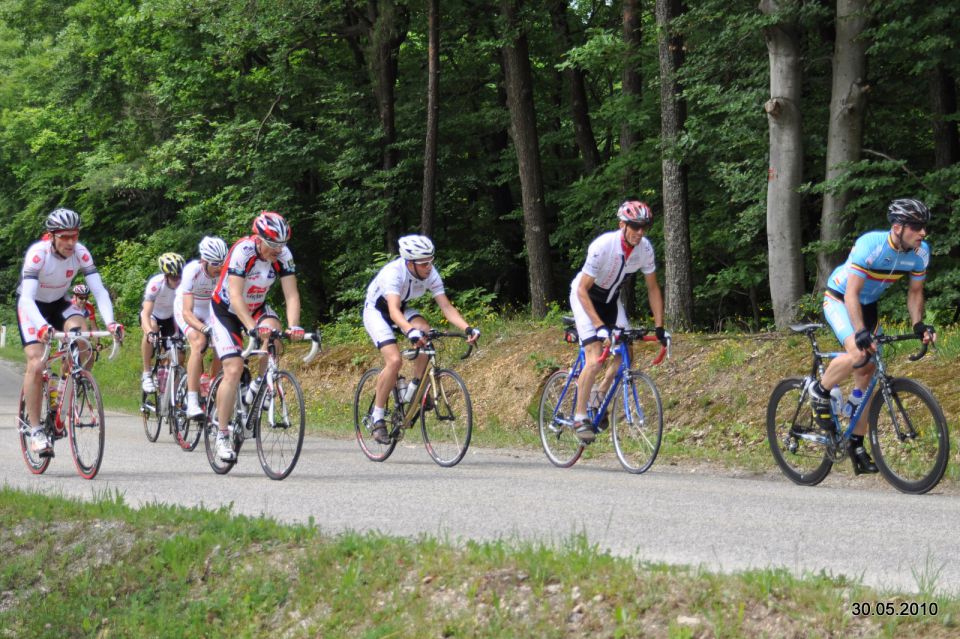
[361,235,480,445]
[70,284,99,329]
[174,236,228,419]
[139,252,185,392]
[17,208,124,457]
[209,211,304,461]
[569,198,669,443]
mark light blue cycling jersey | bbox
[825,230,929,304]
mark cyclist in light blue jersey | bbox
[810,198,936,474]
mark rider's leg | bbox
[141,317,159,391]
[23,343,46,429]
[63,315,93,369]
[185,329,206,416]
[374,343,402,412]
[408,316,431,382]
[216,356,244,435]
[575,341,604,418]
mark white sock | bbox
[187,391,199,405]
[372,406,385,421]
[574,413,587,422]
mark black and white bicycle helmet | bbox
[46,208,81,232]
[198,236,228,264]
[158,252,185,277]
[398,235,435,261]
[887,198,931,226]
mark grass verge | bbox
[2,487,958,638]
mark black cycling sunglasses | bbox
[624,220,651,231]
[905,222,926,232]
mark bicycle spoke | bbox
[766,377,832,486]
[256,371,305,480]
[538,370,584,468]
[611,372,662,474]
[420,369,472,467]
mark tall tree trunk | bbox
[656,0,693,330]
[760,0,805,329]
[549,0,600,174]
[501,0,553,317]
[815,0,869,291]
[619,0,643,314]
[929,64,960,169]
[420,0,439,237]
[367,0,408,252]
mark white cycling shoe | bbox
[141,373,157,393]
[216,433,236,462]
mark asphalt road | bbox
[2,358,958,594]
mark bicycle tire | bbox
[420,369,473,467]
[868,377,949,495]
[766,377,833,486]
[17,387,52,475]
[142,381,162,442]
[255,370,306,480]
[203,374,238,474]
[67,370,105,480]
[353,368,398,462]
[611,371,663,474]
[537,370,584,468]
[174,373,202,451]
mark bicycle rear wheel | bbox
[353,368,398,462]
[868,377,949,495]
[17,387,52,475]
[203,374,239,474]
[610,371,663,474]
[537,370,584,468]
[420,369,473,467]
[256,371,305,480]
[67,371,105,480]
[174,373,202,451]
[142,375,162,443]
[766,377,832,486]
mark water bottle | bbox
[395,376,408,402]
[200,373,211,398]
[842,388,864,419]
[47,372,60,407]
[829,386,843,416]
[403,377,420,404]
[157,367,168,394]
[244,377,261,405]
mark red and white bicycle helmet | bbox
[252,211,291,243]
[46,207,81,232]
[72,284,90,297]
[617,200,653,225]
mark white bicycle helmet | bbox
[398,235,435,261]
[887,198,931,226]
[46,208,82,232]
[198,236,228,264]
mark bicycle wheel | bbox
[766,377,832,486]
[67,371,105,480]
[203,374,238,474]
[610,371,663,474]
[353,368,398,462]
[17,387,52,475]
[420,369,473,467]
[142,369,162,442]
[255,370,305,480]
[537,370,584,468]
[173,373,201,451]
[868,377,949,495]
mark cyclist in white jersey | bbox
[175,236,228,418]
[17,208,124,457]
[361,234,480,444]
[208,211,304,462]
[139,252,185,392]
[569,199,669,443]
[808,198,936,474]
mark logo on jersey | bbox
[248,285,269,295]
[66,270,74,277]
[32,255,41,264]
[82,254,90,263]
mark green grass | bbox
[2,488,958,638]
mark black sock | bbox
[850,434,864,447]
[813,381,828,397]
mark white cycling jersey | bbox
[364,257,445,310]
[570,231,656,304]
[143,272,178,320]
[174,259,217,331]
[212,236,296,314]
[17,238,115,330]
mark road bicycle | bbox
[767,323,948,495]
[16,330,120,479]
[202,330,320,479]
[538,319,667,473]
[354,330,474,467]
[140,332,187,445]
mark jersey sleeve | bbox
[75,243,98,276]
[20,243,45,281]
[380,262,405,297]
[638,238,657,275]
[427,270,446,297]
[580,236,606,279]
[911,243,930,280]
[276,247,296,277]
[143,274,163,302]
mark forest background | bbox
[1,0,959,333]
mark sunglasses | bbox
[54,232,80,240]
[260,237,287,250]
[624,221,651,231]
[413,258,434,266]
[75,295,89,301]
[905,222,926,232]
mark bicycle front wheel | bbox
[141,378,162,443]
[203,374,238,474]
[17,387,51,475]
[610,371,663,474]
[67,371,105,480]
[868,377,949,495]
[420,369,473,467]
[766,377,832,486]
[174,373,202,452]
[353,368,398,462]
[537,370,584,468]
[255,371,305,480]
